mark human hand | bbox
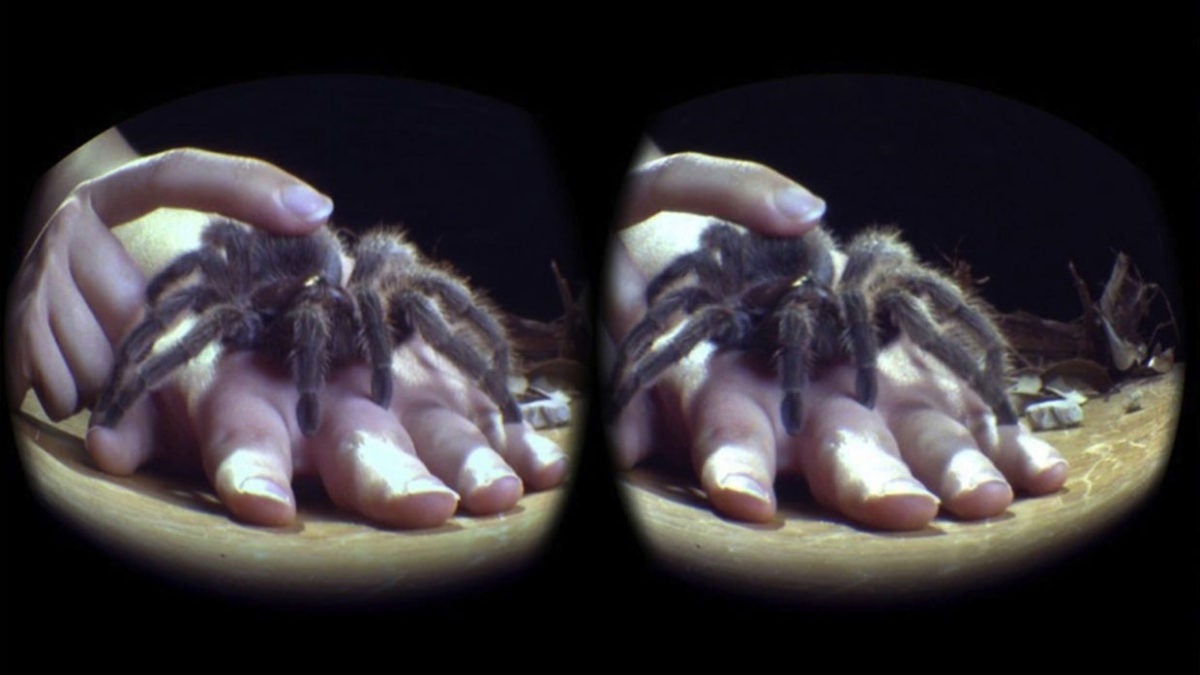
[87,327,569,528]
[8,132,334,420]
[12,134,569,529]
[607,150,1067,530]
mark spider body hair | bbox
[93,220,522,437]
[609,221,1017,437]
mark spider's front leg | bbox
[775,301,816,436]
[288,292,336,438]
[841,288,881,411]
[353,286,395,409]
[610,285,719,399]
[609,305,750,421]
[94,304,249,428]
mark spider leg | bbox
[289,299,332,437]
[95,304,245,428]
[94,285,221,418]
[842,289,881,410]
[397,291,523,424]
[839,230,911,410]
[644,250,723,306]
[411,274,515,386]
[896,272,1009,382]
[609,305,747,421]
[144,247,227,304]
[776,300,816,436]
[879,289,1018,425]
[353,287,395,409]
[611,286,719,393]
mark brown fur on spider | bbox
[93,220,521,437]
[609,221,1018,436]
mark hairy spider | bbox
[93,220,522,437]
[609,221,1018,436]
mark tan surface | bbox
[620,366,1184,601]
[15,395,579,601]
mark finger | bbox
[195,365,297,526]
[23,311,77,420]
[690,374,780,523]
[47,277,116,406]
[399,403,524,515]
[79,148,333,235]
[985,425,1069,495]
[612,389,656,469]
[497,422,569,491]
[620,152,826,235]
[85,396,159,475]
[32,197,148,349]
[797,395,940,531]
[314,393,459,529]
[888,408,1013,520]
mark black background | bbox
[5,15,1196,668]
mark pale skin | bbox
[608,146,1068,530]
[9,128,568,528]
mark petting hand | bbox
[607,149,1067,530]
[8,133,333,421]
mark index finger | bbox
[618,152,826,236]
[78,148,333,235]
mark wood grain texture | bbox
[620,366,1184,601]
[15,395,579,602]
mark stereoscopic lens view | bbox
[606,75,1183,599]
[9,76,584,600]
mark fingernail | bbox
[461,448,520,495]
[773,186,826,224]
[1016,433,1069,474]
[870,477,939,502]
[944,450,1008,496]
[395,475,459,500]
[342,431,459,501]
[278,184,333,223]
[238,476,293,506]
[717,473,772,503]
[527,433,567,473]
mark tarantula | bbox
[609,221,1018,436]
[93,220,522,436]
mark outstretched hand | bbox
[87,331,568,528]
[608,149,1067,530]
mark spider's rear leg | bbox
[411,275,519,417]
[898,273,1009,384]
[879,290,1018,425]
[609,305,748,421]
[397,291,523,424]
